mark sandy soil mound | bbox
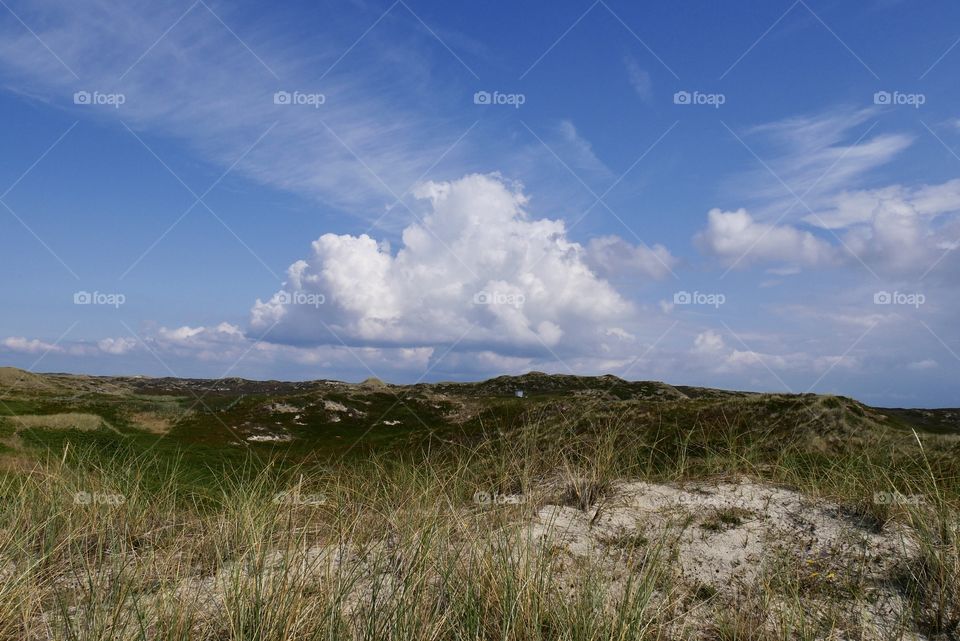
[526,478,923,638]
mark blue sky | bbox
[1,0,959,407]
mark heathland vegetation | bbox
[0,367,957,639]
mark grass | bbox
[701,507,753,532]
[0,378,957,639]
[1,413,107,431]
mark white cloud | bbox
[813,180,960,230]
[624,56,652,102]
[2,337,60,354]
[693,330,725,354]
[703,109,960,276]
[780,306,891,330]
[604,327,635,341]
[78,324,436,373]
[586,235,677,279]
[96,337,138,355]
[907,359,938,370]
[158,323,243,346]
[251,173,649,358]
[686,328,860,377]
[810,180,960,272]
[0,0,475,215]
[742,109,913,210]
[554,120,614,182]
[695,208,838,268]
[766,266,801,276]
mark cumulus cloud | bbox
[813,180,960,229]
[702,109,960,277]
[809,180,960,272]
[2,337,60,355]
[695,208,838,268]
[154,324,434,371]
[687,329,859,377]
[692,330,725,354]
[96,337,138,355]
[586,235,678,279]
[7,324,437,377]
[158,323,244,346]
[251,173,662,358]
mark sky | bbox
[1,0,959,407]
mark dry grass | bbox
[3,413,106,431]
[0,407,955,640]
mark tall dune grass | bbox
[0,398,957,639]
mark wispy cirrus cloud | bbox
[623,55,652,103]
[0,0,476,216]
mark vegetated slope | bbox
[428,371,688,401]
[1,367,958,459]
[0,367,54,391]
